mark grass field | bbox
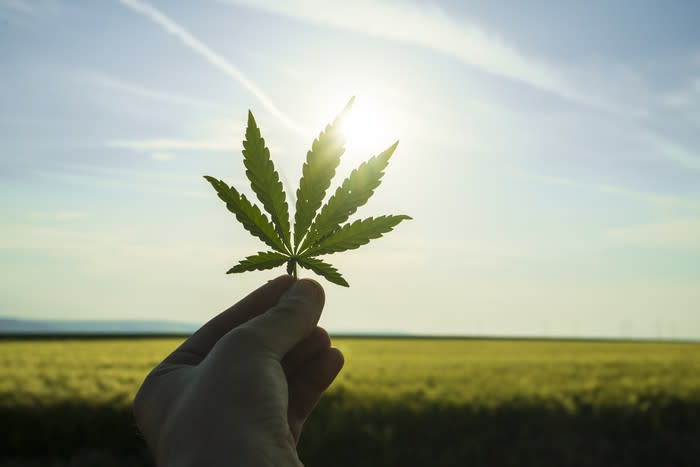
[2,337,700,466]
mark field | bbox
[2,337,700,466]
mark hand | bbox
[133,276,344,467]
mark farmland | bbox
[2,337,700,466]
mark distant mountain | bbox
[0,317,199,335]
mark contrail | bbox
[117,0,302,134]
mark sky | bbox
[1,0,699,339]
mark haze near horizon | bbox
[1,0,699,340]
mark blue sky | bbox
[1,0,699,339]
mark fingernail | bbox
[269,274,292,283]
[283,278,324,307]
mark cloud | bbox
[595,185,700,211]
[508,166,700,212]
[150,152,176,161]
[107,138,234,151]
[31,168,208,198]
[0,0,58,25]
[662,78,700,110]
[220,0,586,105]
[23,210,88,222]
[0,0,58,15]
[650,135,700,171]
[0,0,33,14]
[608,218,700,250]
[117,0,301,132]
[72,70,222,110]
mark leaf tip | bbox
[341,96,356,116]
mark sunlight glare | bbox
[342,98,390,158]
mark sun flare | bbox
[343,100,385,149]
[306,87,406,167]
[337,97,398,161]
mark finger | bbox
[163,275,295,365]
[282,327,331,377]
[230,278,325,359]
[288,347,344,443]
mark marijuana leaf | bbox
[298,141,398,253]
[242,111,291,251]
[203,176,286,253]
[293,97,353,249]
[227,251,289,273]
[301,215,411,257]
[204,98,410,287]
[297,257,348,287]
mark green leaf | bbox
[297,256,349,287]
[303,215,411,256]
[293,97,354,249]
[242,111,291,250]
[300,141,399,253]
[205,97,411,286]
[204,176,286,253]
[227,251,289,274]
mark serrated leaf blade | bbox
[242,111,291,250]
[300,141,399,252]
[293,97,354,248]
[297,256,349,287]
[204,176,286,253]
[227,251,289,274]
[303,215,411,256]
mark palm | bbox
[134,276,343,465]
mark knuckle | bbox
[276,295,307,312]
[223,324,271,353]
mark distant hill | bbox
[0,317,198,335]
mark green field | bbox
[2,337,700,466]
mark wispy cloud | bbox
[0,0,58,26]
[31,167,209,198]
[23,210,89,222]
[220,0,587,105]
[608,218,700,251]
[0,0,33,14]
[116,0,301,132]
[0,0,58,16]
[72,70,222,110]
[150,152,176,161]
[662,78,700,110]
[649,135,700,171]
[107,138,235,152]
[509,166,700,212]
[0,223,239,266]
[595,185,700,211]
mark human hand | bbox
[133,276,344,467]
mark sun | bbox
[339,97,394,160]
[305,89,404,165]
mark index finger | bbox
[163,275,295,365]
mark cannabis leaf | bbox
[204,98,411,287]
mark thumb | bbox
[235,279,325,359]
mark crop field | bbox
[2,337,700,467]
